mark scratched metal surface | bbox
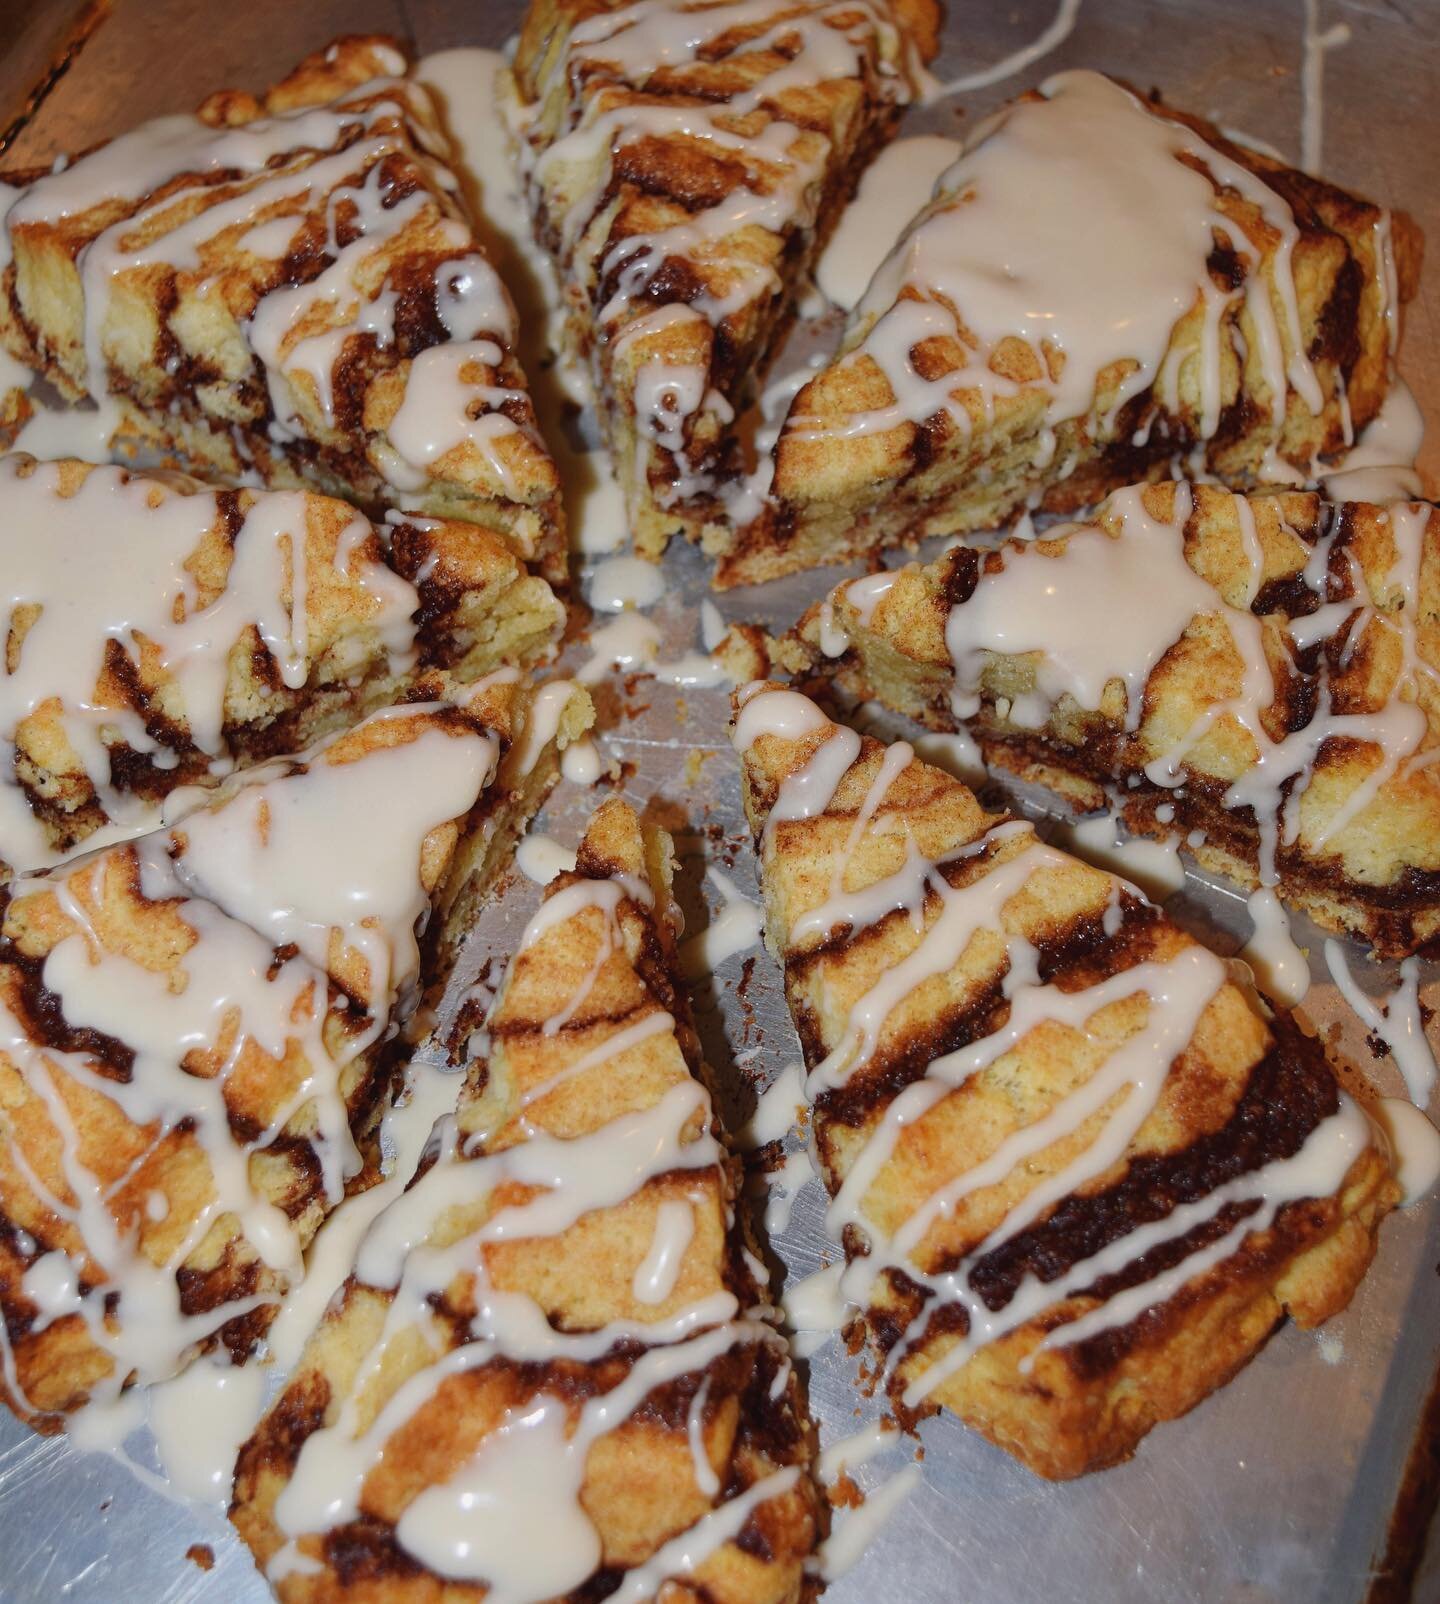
[0,2,1437,1601]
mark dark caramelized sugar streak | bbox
[965,1011,1339,1311]
[0,939,136,1081]
[324,1516,426,1588]
[865,1014,1345,1389]
[232,1366,333,1515]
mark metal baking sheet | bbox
[1,2,1437,1600]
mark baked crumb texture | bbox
[505,0,941,560]
[0,454,566,880]
[231,798,821,1603]
[786,481,1440,957]
[0,36,566,582]
[0,676,593,1431]
[722,70,1423,586]
[731,683,1397,1479]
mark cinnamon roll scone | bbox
[231,798,821,1601]
[503,0,940,559]
[720,69,1423,585]
[731,683,1397,1479]
[0,37,566,579]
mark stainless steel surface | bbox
[0,3,1437,1601]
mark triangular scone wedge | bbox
[721,70,1423,585]
[779,481,1440,957]
[0,677,592,1429]
[0,455,566,880]
[231,798,820,1602]
[730,684,1397,1480]
[504,0,939,559]
[0,38,565,580]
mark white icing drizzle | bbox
[653,648,733,689]
[587,555,666,613]
[510,0,918,516]
[173,706,498,1011]
[0,700,501,1425]
[804,818,1042,1096]
[144,1353,269,1510]
[0,344,32,402]
[762,1147,816,1236]
[781,1262,851,1359]
[734,687,1378,1408]
[10,396,123,463]
[817,1418,897,1485]
[700,601,729,653]
[944,490,1235,732]
[1321,380,1425,505]
[1325,942,1437,1108]
[1,841,345,1418]
[686,1374,720,1496]
[577,613,662,684]
[508,676,583,778]
[1300,0,1351,176]
[1241,888,1311,1007]
[418,47,631,560]
[560,737,605,787]
[1030,1096,1370,1362]
[633,1197,698,1304]
[1373,1097,1440,1207]
[919,0,1083,98]
[66,1345,272,1512]
[846,570,900,626]
[814,1463,921,1580]
[816,602,851,660]
[516,833,578,885]
[0,458,416,872]
[905,726,986,790]
[418,50,531,262]
[742,1062,807,1150]
[264,1059,467,1371]
[267,841,803,1594]
[679,866,764,979]
[1049,812,1186,902]
[796,70,1327,463]
[734,684,832,747]
[815,135,961,312]
[738,1057,812,1241]
[606,1468,801,1604]
[385,337,524,493]
[720,356,826,527]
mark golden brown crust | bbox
[0,456,565,879]
[732,685,1397,1478]
[721,78,1423,586]
[785,482,1440,956]
[231,798,820,1601]
[0,37,566,580]
[507,0,938,558]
